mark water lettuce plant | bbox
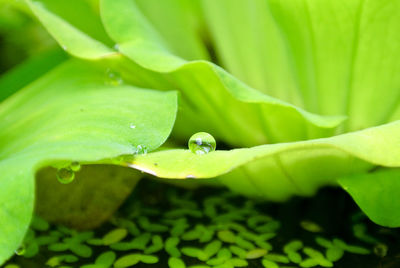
[1,0,400,264]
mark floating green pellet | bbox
[23,242,39,258]
[144,235,163,254]
[206,257,225,266]
[46,256,62,267]
[140,254,159,264]
[300,220,323,233]
[303,248,333,267]
[182,229,201,241]
[203,240,222,260]
[48,243,69,252]
[245,248,268,259]
[114,254,141,268]
[165,237,181,257]
[287,251,302,263]
[95,251,116,266]
[228,258,248,267]
[283,240,303,253]
[263,253,290,263]
[235,236,255,250]
[326,247,344,262]
[217,248,232,260]
[168,257,186,268]
[255,240,273,250]
[31,216,50,231]
[201,230,215,243]
[181,247,203,258]
[4,264,20,268]
[70,243,92,258]
[124,232,151,250]
[315,237,333,248]
[62,255,79,263]
[238,230,259,242]
[102,228,128,245]
[229,245,247,258]
[259,233,277,241]
[262,259,280,268]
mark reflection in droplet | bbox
[56,168,75,184]
[105,69,123,86]
[15,245,26,256]
[134,145,148,155]
[130,124,136,129]
[188,132,216,155]
[70,161,81,172]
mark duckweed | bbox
[102,228,128,245]
[5,181,381,268]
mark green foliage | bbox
[2,0,400,265]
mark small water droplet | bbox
[188,132,216,155]
[130,124,136,129]
[61,45,67,51]
[114,44,120,51]
[56,168,75,184]
[15,245,26,256]
[70,161,81,172]
[106,69,123,86]
[186,174,196,179]
[134,145,148,155]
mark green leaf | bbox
[0,60,177,264]
[27,0,115,59]
[338,169,400,227]
[99,0,345,146]
[128,121,400,201]
[135,0,209,61]
[203,0,400,131]
[0,48,67,102]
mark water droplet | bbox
[130,124,136,129]
[188,132,216,155]
[56,168,75,184]
[106,69,123,86]
[70,161,81,172]
[15,245,25,256]
[114,44,120,51]
[134,145,148,155]
[61,45,67,51]
[186,175,196,179]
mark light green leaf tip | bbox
[338,169,400,227]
